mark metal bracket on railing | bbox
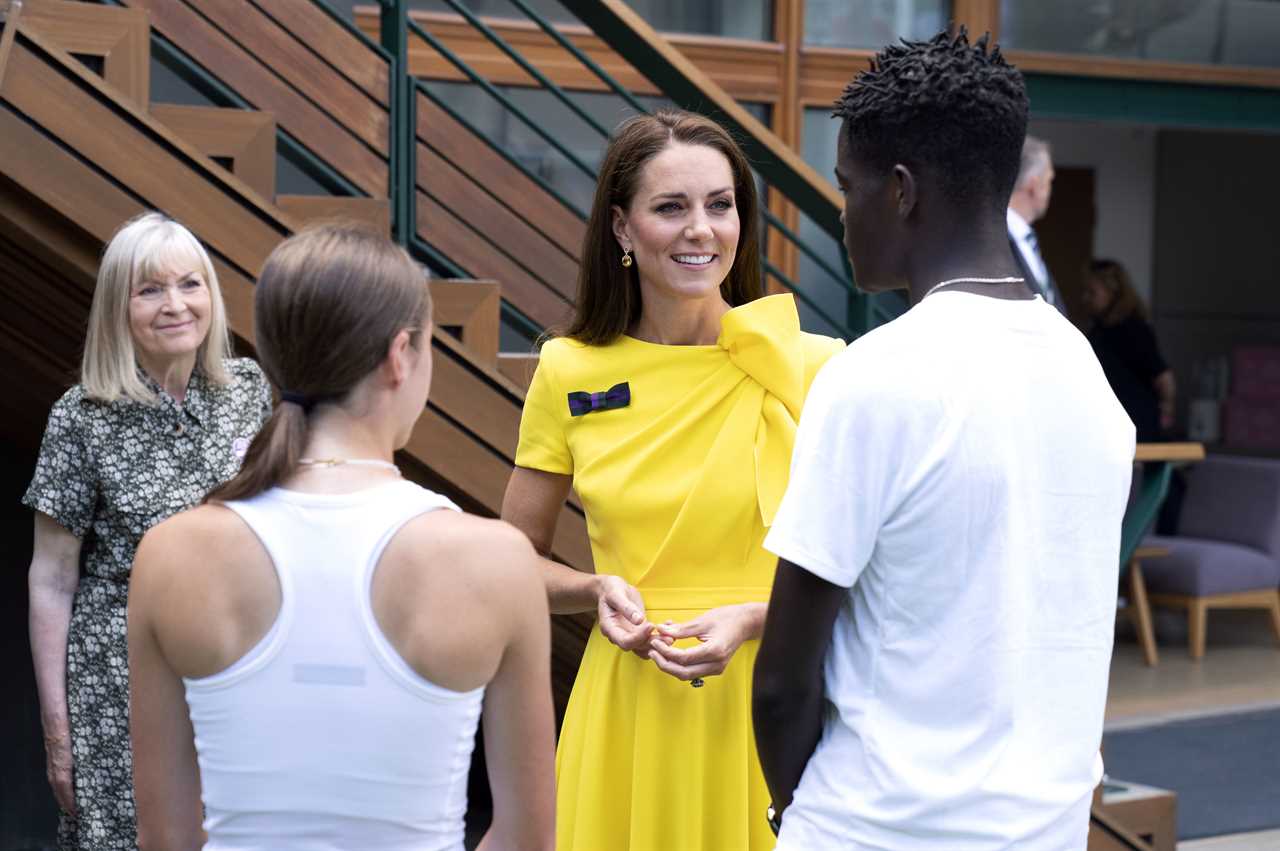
[0,0,24,91]
[380,0,414,246]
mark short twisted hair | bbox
[835,28,1028,211]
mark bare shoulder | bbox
[400,512,536,574]
[388,512,542,604]
[134,504,256,584]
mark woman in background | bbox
[24,212,271,850]
[502,110,843,850]
[129,225,555,851]
[1083,257,1176,441]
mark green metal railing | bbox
[103,0,901,337]
[376,0,906,340]
[89,0,1168,568]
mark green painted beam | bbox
[1026,73,1280,132]
[380,0,414,246]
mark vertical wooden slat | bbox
[951,0,1002,41]
[766,0,805,294]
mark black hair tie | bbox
[280,390,315,412]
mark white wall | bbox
[1029,118,1159,304]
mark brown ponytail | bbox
[208,225,429,503]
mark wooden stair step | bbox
[497,352,539,392]
[276,195,390,236]
[20,0,149,106]
[429,279,500,367]
[150,104,276,200]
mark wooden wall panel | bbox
[416,144,578,301]
[122,0,388,196]
[3,43,285,275]
[417,92,585,256]
[248,0,390,106]
[416,190,574,330]
[190,0,389,156]
[20,0,151,106]
[357,8,784,102]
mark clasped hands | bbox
[595,574,763,683]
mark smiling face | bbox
[612,141,740,307]
[128,260,212,370]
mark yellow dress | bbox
[515,294,844,851]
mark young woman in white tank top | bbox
[127,225,556,851]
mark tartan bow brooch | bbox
[567,382,630,417]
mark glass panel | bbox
[425,81,769,214]
[1000,0,1280,69]
[804,0,950,49]
[622,0,772,40]
[395,0,772,40]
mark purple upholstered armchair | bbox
[1144,455,1280,659]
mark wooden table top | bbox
[1134,442,1206,462]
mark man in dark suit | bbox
[1007,136,1067,315]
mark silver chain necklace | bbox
[923,276,1025,300]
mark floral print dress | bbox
[23,359,272,850]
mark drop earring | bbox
[621,248,633,268]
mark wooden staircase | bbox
[0,0,590,715]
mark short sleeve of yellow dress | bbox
[516,293,844,851]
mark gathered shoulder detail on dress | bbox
[718,295,843,526]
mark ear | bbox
[610,205,631,252]
[384,328,415,388]
[891,164,917,220]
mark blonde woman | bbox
[23,212,271,849]
[128,226,555,850]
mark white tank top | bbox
[183,480,484,851]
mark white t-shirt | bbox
[765,291,1135,850]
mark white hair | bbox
[82,212,231,403]
[1016,136,1052,189]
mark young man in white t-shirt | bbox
[752,30,1136,850]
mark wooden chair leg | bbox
[1188,599,1208,660]
[1267,592,1280,644]
[1128,561,1159,667]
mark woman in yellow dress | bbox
[501,109,844,851]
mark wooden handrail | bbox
[1134,442,1206,463]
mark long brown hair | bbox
[564,109,764,345]
[1088,258,1146,326]
[208,225,430,503]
